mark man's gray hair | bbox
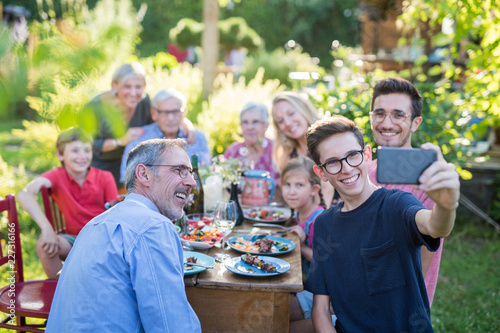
[239,102,269,124]
[151,88,187,110]
[125,138,189,192]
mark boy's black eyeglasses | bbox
[144,164,198,180]
[319,150,364,175]
[369,110,411,124]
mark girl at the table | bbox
[281,157,328,332]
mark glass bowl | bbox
[186,213,215,228]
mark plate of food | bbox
[226,234,295,255]
[180,226,229,250]
[224,254,291,276]
[243,206,291,223]
[183,251,215,275]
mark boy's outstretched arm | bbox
[415,143,460,238]
[311,294,337,333]
[17,177,60,257]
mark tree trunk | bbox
[202,0,219,100]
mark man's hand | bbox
[416,143,460,211]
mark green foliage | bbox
[221,0,361,66]
[169,18,203,50]
[218,17,262,53]
[241,46,325,89]
[197,68,283,156]
[169,16,263,55]
[0,0,142,122]
[398,0,500,132]
[9,121,60,174]
[431,217,500,332]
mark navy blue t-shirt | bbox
[306,188,439,333]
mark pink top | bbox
[224,138,279,181]
[368,159,442,306]
[297,206,325,249]
[42,166,118,235]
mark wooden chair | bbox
[0,195,58,332]
[40,186,66,234]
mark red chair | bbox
[40,186,66,234]
[0,195,57,332]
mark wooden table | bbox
[184,221,303,333]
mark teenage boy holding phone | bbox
[367,77,442,306]
[305,116,459,332]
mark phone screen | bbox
[376,147,437,184]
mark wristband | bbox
[114,139,123,147]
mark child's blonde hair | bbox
[56,127,93,166]
[281,156,325,208]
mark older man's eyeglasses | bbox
[241,120,263,127]
[369,110,411,124]
[154,108,184,117]
[319,150,364,175]
[144,164,198,180]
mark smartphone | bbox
[376,147,437,184]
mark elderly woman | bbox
[87,63,196,188]
[86,63,152,187]
[272,92,335,206]
[224,102,278,180]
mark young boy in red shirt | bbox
[18,127,118,278]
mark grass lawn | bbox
[431,215,500,332]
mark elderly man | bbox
[119,88,210,183]
[366,77,443,306]
[47,138,201,332]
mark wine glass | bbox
[213,200,237,262]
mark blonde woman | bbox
[272,92,335,207]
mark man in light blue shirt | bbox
[120,88,211,183]
[47,138,201,332]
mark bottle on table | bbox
[230,182,244,226]
[184,154,204,215]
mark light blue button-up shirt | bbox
[47,193,201,332]
[120,123,211,183]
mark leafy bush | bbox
[169,18,203,50]
[241,46,325,89]
[197,68,282,156]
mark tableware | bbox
[186,213,215,228]
[240,170,276,206]
[243,206,292,223]
[224,256,291,276]
[253,223,293,230]
[213,201,237,262]
[183,251,215,276]
[185,262,214,269]
[181,226,229,250]
[226,234,296,256]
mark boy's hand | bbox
[416,143,460,211]
[40,228,60,258]
[291,226,306,244]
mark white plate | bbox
[180,226,231,250]
[243,206,292,223]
